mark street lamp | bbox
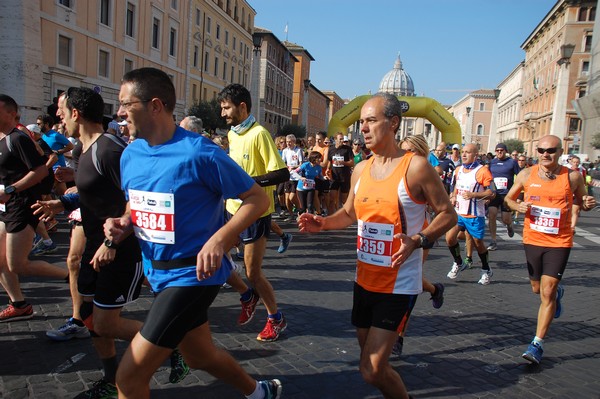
[251,34,263,123]
[465,106,472,144]
[303,78,310,135]
[557,44,575,66]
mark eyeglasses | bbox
[119,99,151,109]
[537,147,558,154]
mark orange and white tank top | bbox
[455,164,486,217]
[523,165,573,248]
[353,153,425,295]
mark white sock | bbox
[533,336,544,347]
[246,381,265,399]
[43,239,53,246]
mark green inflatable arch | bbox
[327,95,462,145]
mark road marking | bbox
[574,227,600,246]
[48,353,86,376]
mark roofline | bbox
[254,28,299,63]
[521,0,565,49]
[282,40,316,61]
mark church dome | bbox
[379,54,415,97]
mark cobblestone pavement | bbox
[1,211,599,398]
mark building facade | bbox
[252,27,296,136]
[496,62,525,144]
[519,0,595,155]
[0,0,256,124]
[451,89,498,152]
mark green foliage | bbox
[503,138,525,154]
[591,132,600,149]
[186,100,227,132]
[277,124,306,138]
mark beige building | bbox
[0,0,255,124]
[519,0,595,155]
[251,27,296,136]
[496,62,525,144]
[451,89,499,152]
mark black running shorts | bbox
[524,244,571,281]
[351,282,418,332]
[140,285,220,349]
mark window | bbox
[214,56,219,76]
[100,0,111,26]
[196,8,201,26]
[204,51,209,72]
[231,65,235,82]
[192,84,198,102]
[578,89,587,98]
[590,7,596,21]
[225,30,229,45]
[233,37,236,50]
[152,18,160,48]
[58,0,72,8]
[124,58,133,74]
[585,35,593,52]
[58,35,71,67]
[476,124,484,136]
[193,46,199,67]
[582,61,590,75]
[169,28,177,56]
[569,118,581,132]
[223,61,227,80]
[126,3,135,37]
[207,17,211,34]
[216,24,221,40]
[99,50,110,78]
[578,7,588,21]
[479,102,485,111]
[171,0,178,10]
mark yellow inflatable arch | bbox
[327,95,462,145]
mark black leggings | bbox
[297,189,316,213]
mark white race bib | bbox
[493,177,508,190]
[332,154,344,167]
[302,179,315,190]
[357,220,394,267]
[529,205,561,235]
[129,189,175,244]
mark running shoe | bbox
[257,315,287,342]
[522,342,543,365]
[277,233,293,253]
[259,379,282,399]
[0,303,33,322]
[169,349,190,384]
[238,291,260,325]
[30,241,57,256]
[447,262,466,279]
[74,378,117,399]
[46,318,90,341]
[507,223,515,238]
[391,335,404,357]
[555,284,564,319]
[31,234,43,251]
[430,283,445,309]
[487,241,498,251]
[464,257,474,269]
[478,269,493,285]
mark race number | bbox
[493,177,508,190]
[129,189,175,244]
[357,220,394,267]
[529,205,561,235]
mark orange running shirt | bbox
[523,165,573,248]
[353,153,425,295]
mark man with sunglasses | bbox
[486,143,520,251]
[505,134,596,365]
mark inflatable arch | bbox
[327,95,462,145]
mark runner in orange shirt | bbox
[505,134,596,364]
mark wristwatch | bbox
[4,185,16,195]
[103,238,119,249]
[417,232,434,249]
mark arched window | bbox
[476,124,484,136]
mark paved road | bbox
[1,210,599,398]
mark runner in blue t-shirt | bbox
[103,67,282,399]
[295,151,324,214]
[487,143,521,251]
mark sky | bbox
[250,0,557,105]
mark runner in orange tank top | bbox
[505,134,596,365]
[298,93,456,399]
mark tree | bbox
[503,138,525,154]
[591,132,600,149]
[186,99,227,132]
[277,124,306,138]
